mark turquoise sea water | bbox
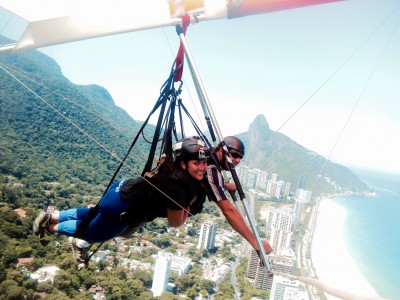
[333,168,400,300]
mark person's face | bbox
[216,147,224,162]
[181,160,207,181]
[229,149,243,166]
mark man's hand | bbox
[224,182,236,192]
[262,240,273,254]
[256,241,273,268]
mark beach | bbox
[311,197,383,300]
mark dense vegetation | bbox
[0,205,228,299]
[0,34,370,299]
[0,36,156,207]
[0,38,168,298]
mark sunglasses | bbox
[229,150,243,159]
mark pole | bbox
[176,25,271,272]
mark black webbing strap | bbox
[84,63,178,266]
[178,101,211,148]
[142,87,172,174]
[177,98,185,139]
[103,63,176,196]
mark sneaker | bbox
[33,210,51,236]
[45,228,54,236]
[39,230,50,246]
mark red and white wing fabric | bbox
[0,0,343,54]
[226,0,344,18]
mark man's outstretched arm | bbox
[215,199,272,254]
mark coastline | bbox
[310,197,383,300]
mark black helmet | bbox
[173,137,210,164]
[223,136,245,157]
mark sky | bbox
[1,0,400,174]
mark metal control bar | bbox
[176,24,271,272]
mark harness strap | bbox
[142,78,174,175]
[83,65,177,266]
[98,63,176,200]
[174,15,191,82]
[178,100,211,148]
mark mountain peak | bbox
[248,114,271,142]
[249,114,270,131]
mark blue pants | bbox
[57,180,130,242]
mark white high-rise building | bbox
[170,251,192,276]
[266,174,278,196]
[294,199,304,226]
[197,221,216,250]
[266,207,278,230]
[269,275,305,300]
[246,249,297,291]
[254,168,269,189]
[245,169,258,189]
[295,189,312,203]
[284,182,291,197]
[237,165,269,190]
[151,251,172,297]
[275,180,285,199]
[270,173,278,182]
[269,209,294,254]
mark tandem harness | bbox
[81,52,212,267]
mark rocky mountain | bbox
[238,115,368,194]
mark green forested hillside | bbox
[0,37,163,298]
[0,36,153,210]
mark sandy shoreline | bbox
[310,197,383,300]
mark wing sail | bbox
[0,0,343,54]
[227,0,344,18]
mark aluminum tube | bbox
[177,28,271,272]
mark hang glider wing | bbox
[0,0,343,54]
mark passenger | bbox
[33,137,209,245]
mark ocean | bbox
[333,168,400,300]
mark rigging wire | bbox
[0,63,135,135]
[0,64,123,161]
[256,7,400,291]
[276,5,400,133]
[0,14,14,37]
[310,10,400,192]
[0,63,194,216]
[269,4,400,196]
[3,5,397,287]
